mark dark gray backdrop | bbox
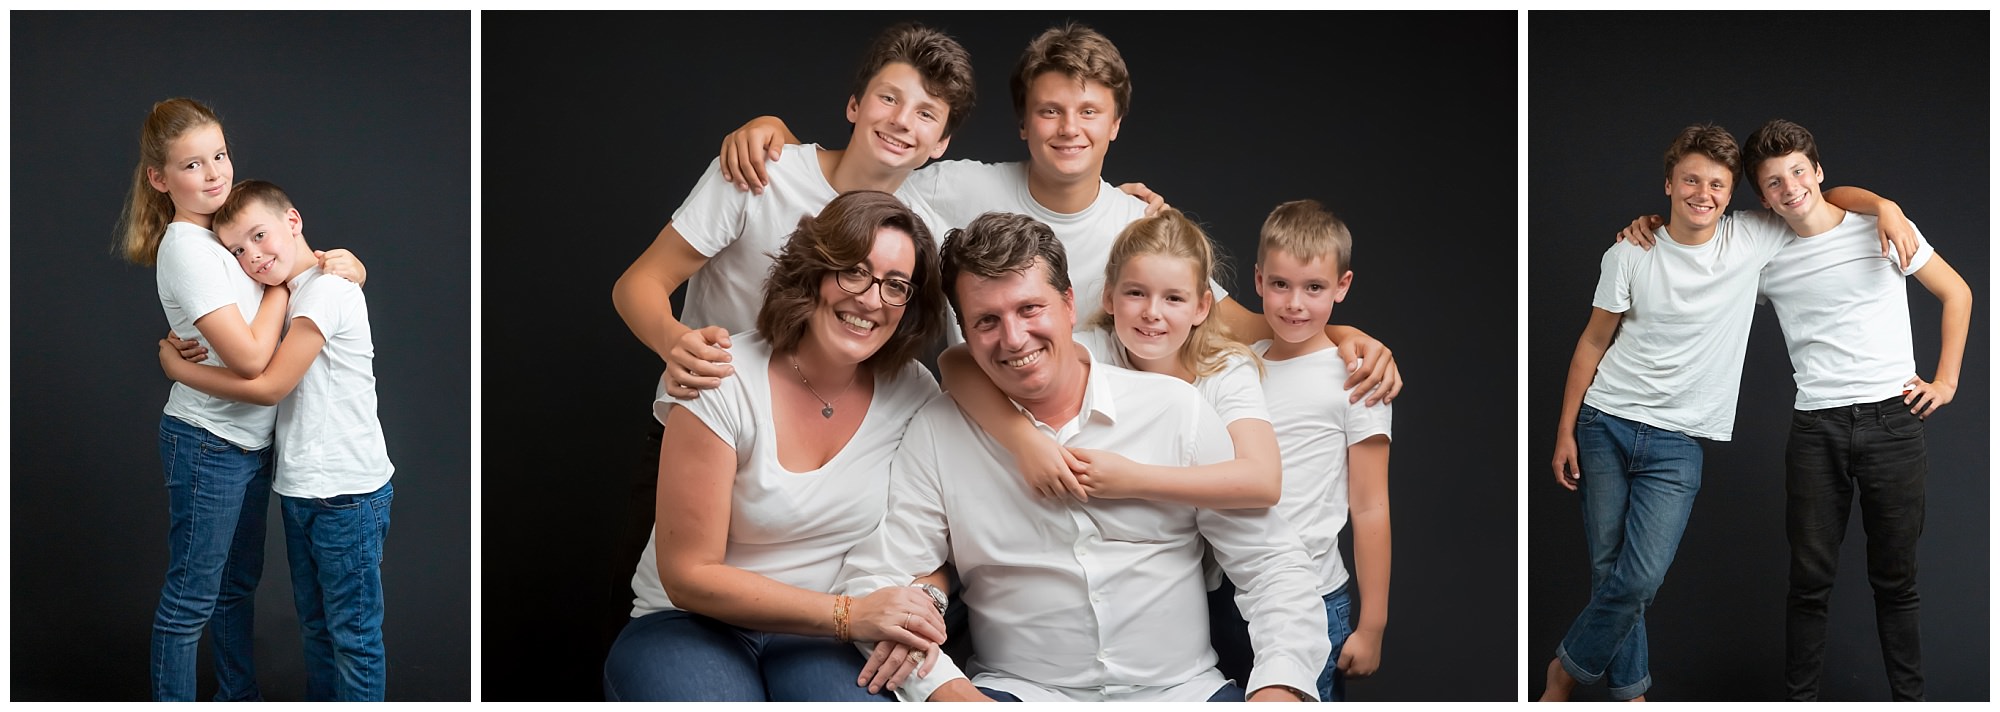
[482,10,1517,701]
[1528,11,1989,702]
[11,12,471,701]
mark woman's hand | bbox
[165,330,208,363]
[857,639,939,694]
[847,586,947,650]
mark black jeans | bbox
[1784,396,1926,701]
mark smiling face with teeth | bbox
[1662,153,1735,242]
[1104,252,1211,375]
[804,225,919,369]
[1018,71,1123,194]
[958,258,1081,408]
[216,199,306,287]
[845,62,953,175]
[1752,151,1826,224]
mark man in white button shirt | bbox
[834,211,1328,702]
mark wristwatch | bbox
[912,582,948,616]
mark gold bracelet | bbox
[833,595,852,642]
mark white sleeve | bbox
[1590,243,1634,314]
[1897,221,1935,277]
[831,400,964,702]
[157,235,244,328]
[654,345,752,451]
[1196,503,1329,699]
[1202,355,1270,426]
[288,278,353,339]
[667,157,751,258]
[1343,390,1392,445]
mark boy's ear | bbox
[847,96,859,124]
[286,207,304,237]
[1331,270,1354,304]
[929,134,951,161]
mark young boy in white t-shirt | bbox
[1739,119,1972,701]
[1242,199,1393,702]
[158,180,395,701]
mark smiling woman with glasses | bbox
[604,190,955,701]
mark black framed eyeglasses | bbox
[835,266,914,307]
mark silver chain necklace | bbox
[788,354,856,419]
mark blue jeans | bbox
[282,482,393,701]
[1556,404,1702,701]
[978,682,1245,701]
[150,414,271,702]
[1784,398,1927,701]
[1208,582,1352,701]
[603,608,895,701]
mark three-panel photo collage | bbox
[9,9,1989,703]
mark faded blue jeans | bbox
[151,414,271,702]
[1556,404,1702,701]
[603,608,895,701]
[282,481,393,701]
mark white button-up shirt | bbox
[835,359,1328,702]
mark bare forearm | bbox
[1126,458,1280,509]
[1349,508,1390,635]
[612,271,693,360]
[1934,291,1972,386]
[663,563,842,638]
[168,362,284,406]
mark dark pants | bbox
[978,682,1244,701]
[1784,396,1927,701]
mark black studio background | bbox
[1528,12,1989,702]
[483,11,1516,701]
[11,12,472,701]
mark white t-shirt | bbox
[1254,341,1393,595]
[155,220,276,450]
[1759,212,1935,411]
[902,160,1229,327]
[1583,211,1793,440]
[630,332,940,616]
[1074,323,1268,426]
[661,143,944,397]
[274,266,394,499]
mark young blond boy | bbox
[158,180,394,701]
[1233,199,1393,701]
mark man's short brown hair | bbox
[939,211,1072,327]
[1741,118,1821,182]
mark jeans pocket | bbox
[1575,405,1603,427]
[1791,409,1822,431]
[1880,407,1925,438]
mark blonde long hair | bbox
[118,98,222,266]
[1092,209,1259,379]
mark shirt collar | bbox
[288,264,322,292]
[1005,339,1118,433]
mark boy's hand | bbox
[1337,628,1383,677]
[1336,336,1400,406]
[166,330,208,363]
[1011,435,1088,500]
[316,249,367,286]
[662,326,735,400]
[719,116,796,193]
[1877,204,1917,271]
[1616,215,1664,250]
[1116,182,1171,216]
[1551,434,1581,490]
[1903,375,1954,418]
[1070,447,1140,500]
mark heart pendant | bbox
[822,406,835,419]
